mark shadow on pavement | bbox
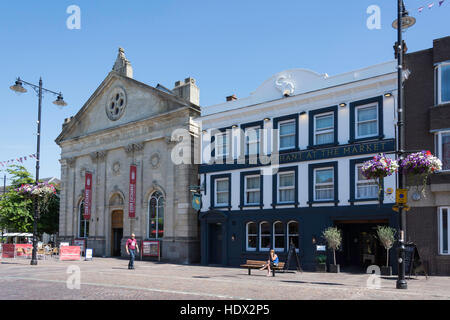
[281,280,344,286]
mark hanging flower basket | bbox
[399,150,442,198]
[361,154,399,202]
[16,183,57,213]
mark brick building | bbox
[404,36,450,275]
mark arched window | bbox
[246,222,257,252]
[273,221,285,252]
[287,221,299,252]
[79,200,89,238]
[149,191,164,239]
[259,221,271,251]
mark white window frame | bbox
[244,175,261,206]
[259,221,271,252]
[215,132,230,158]
[273,221,285,252]
[355,164,378,199]
[438,207,450,255]
[355,103,379,139]
[435,61,450,105]
[148,192,164,239]
[246,222,257,252]
[314,167,334,201]
[435,130,450,172]
[214,178,229,207]
[278,119,296,150]
[78,200,88,238]
[278,171,295,204]
[314,112,334,145]
[245,126,260,156]
[287,221,299,253]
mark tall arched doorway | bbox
[111,210,124,256]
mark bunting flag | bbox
[417,0,446,12]
[0,154,36,167]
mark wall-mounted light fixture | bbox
[299,111,307,116]
[384,92,393,98]
[202,130,207,134]
[232,125,238,128]
[339,103,347,108]
[263,118,270,122]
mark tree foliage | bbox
[0,165,59,236]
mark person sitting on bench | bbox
[259,249,279,277]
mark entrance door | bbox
[111,210,123,257]
[335,220,388,272]
[208,223,223,265]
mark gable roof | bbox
[56,71,200,144]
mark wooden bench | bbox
[240,259,285,277]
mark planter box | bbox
[328,264,340,273]
[381,266,392,276]
[316,264,327,272]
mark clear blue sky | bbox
[0,0,449,183]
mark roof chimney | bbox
[226,94,237,102]
[172,77,200,106]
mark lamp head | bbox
[10,79,27,94]
[53,94,68,107]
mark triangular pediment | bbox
[56,72,195,144]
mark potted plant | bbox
[322,227,342,273]
[315,254,327,272]
[376,226,396,276]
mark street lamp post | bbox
[10,77,67,266]
[392,0,415,290]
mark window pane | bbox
[442,209,448,254]
[315,187,334,200]
[248,223,257,234]
[275,236,285,249]
[274,222,284,234]
[246,191,260,204]
[217,192,229,204]
[248,236,257,249]
[158,220,164,238]
[280,173,294,187]
[279,189,295,202]
[247,142,259,155]
[357,121,377,137]
[280,121,295,135]
[216,179,228,192]
[289,236,299,249]
[316,132,334,144]
[357,106,377,122]
[261,236,271,249]
[261,223,270,235]
[442,133,450,170]
[280,135,295,149]
[441,65,450,103]
[150,219,157,237]
[316,169,333,184]
[357,184,378,199]
[316,115,333,130]
[288,222,298,234]
[246,176,260,189]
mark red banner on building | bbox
[129,165,137,218]
[84,172,93,220]
[59,246,81,261]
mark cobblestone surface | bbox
[0,257,449,300]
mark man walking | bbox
[126,233,139,270]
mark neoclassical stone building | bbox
[56,48,201,263]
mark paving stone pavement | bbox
[0,257,449,300]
